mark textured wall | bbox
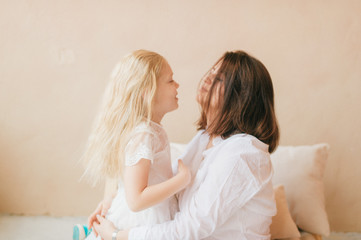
[0,0,360,232]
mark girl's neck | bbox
[151,112,164,124]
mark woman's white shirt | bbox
[129,130,276,240]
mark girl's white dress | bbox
[86,121,178,239]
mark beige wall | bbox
[0,0,360,232]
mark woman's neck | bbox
[205,111,220,150]
[206,134,221,150]
[206,111,216,127]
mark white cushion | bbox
[271,144,330,236]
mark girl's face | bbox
[152,61,179,121]
[196,60,224,111]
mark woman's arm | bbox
[124,158,190,212]
[96,158,250,240]
[93,215,128,240]
[97,133,274,240]
[96,155,258,240]
[128,149,270,240]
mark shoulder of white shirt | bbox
[211,132,269,153]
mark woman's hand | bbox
[177,159,191,188]
[88,197,113,236]
[93,215,116,240]
[94,215,129,240]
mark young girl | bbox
[74,50,191,240]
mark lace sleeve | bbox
[124,130,155,166]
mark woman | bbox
[93,50,279,240]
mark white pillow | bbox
[270,185,300,239]
[271,144,330,236]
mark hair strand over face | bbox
[197,50,279,153]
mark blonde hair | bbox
[82,50,165,184]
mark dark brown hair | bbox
[197,50,279,153]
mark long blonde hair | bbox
[82,50,164,184]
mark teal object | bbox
[84,225,92,236]
[72,225,80,240]
[73,224,92,240]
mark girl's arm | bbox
[124,158,190,212]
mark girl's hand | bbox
[88,197,113,236]
[177,159,191,188]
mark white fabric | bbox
[129,130,276,240]
[124,126,155,166]
[85,122,178,240]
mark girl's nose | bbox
[175,81,179,89]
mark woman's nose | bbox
[175,81,179,89]
[204,75,213,85]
